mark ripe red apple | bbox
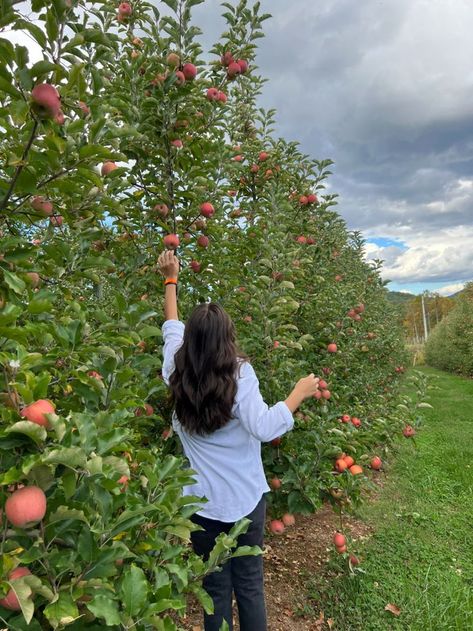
[321,389,331,400]
[349,464,363,475]
[232,155,244,162]
[87,370,102,380]
[354,303,365,314]
[200,202,215,218]
[282,513,295,527]
[227,61,241,78]
[20,399,55,427]
[371,456,382,470]
[258,151,269,161]
[217,91,227,103]
[31,195,53,216]
[269,519,285,535]
[171,139,183,148]
[153,203,169,217]
[163,234,180,250]
[335,274,343,282]
[237,59,249,73]
[322,367,331,375]
[0,567,32,610]
[101,161,117,176]
[49,215,63,227]
[166,52,180,67]
[197,235,209,248]
[403,425,416,438]
[190,260,201,273]
[349,554,360,566]
[343,455,355,468]
[333,532,346,547]
[351,417,361,428]
[135,403,153,416]
[174,71,186,86]
[341,414,351,423]
[306,237,316,245]
[273,340,280,349]
[296,235,307,244]
[335,459,347,473]
[250,164,259,173]
[31,83,61,118]
[318,379,328,390]
[221,51,234,66]
[162,427,171,440]
[336,544,347,554]
[299,195,309,205]
[5,486,47,527]
[307,193,318,204]
[270,477,281,490]
[118,2,132,15]
[206,87,219,101]
[327,343,337,353]
[182,63,197,80]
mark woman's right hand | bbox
[284,374,320,413]
[294,374,320,399]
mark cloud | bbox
[436,282,467,297]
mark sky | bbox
[189,0,473,296]
[6,1,473,296]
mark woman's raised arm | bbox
[157,250,179,321]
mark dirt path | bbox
[181,503,374,631]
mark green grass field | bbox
[312,366,473,631]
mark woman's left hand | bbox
[158,250,180,279]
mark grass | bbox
[310,366,473,631]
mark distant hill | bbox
[386,290,416,305]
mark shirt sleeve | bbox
[234,361,294,442]
[162,319,185,385]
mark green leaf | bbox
[2,268,26,294]
[48,506,89,524]
[44,592,80,628]
[120,564,149,617]
[86,593,121,626]
[5,421,47,444]
[42,447,87,468]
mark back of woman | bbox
[158,250,320,631]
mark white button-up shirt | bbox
[162,319,294,522]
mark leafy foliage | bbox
[0,0,411,628]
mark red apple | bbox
[270,477,281,490]
[182,63,197,80]
[296,235,307,244]
[371,456,382,470]
[163,234,180,250]
[200,202,215,218]
[5,486,47,527]
[258,151,269,161]
[0,568,32,610]
[217,91,227,103]
[282,513,295,527]
[190,260,201,273]
[118,2,132,16]
[206,87,219,101]
[299,195,309,205]
[31,195,53,216]
[101,161,117,176]
[237,59,249,73]
[153,203,169,217]
[171,139,183,148]
[197,235,209,248]
[20,399,55,428]
[327,343,338,353]
[166,52,180,67]
[269,519,285,535]
[307,193,318,204]
[221,51,234,66]
[135,403,153,416]
[333,532,346,547]
[31,83,61,118]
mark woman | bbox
[158,250,320,631]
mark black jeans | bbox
[190,494,267,631]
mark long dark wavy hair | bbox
[169,302,248,436]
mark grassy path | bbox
[313,367,473,631]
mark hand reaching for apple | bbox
[158,250,180,280]
[285,373,320,413]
